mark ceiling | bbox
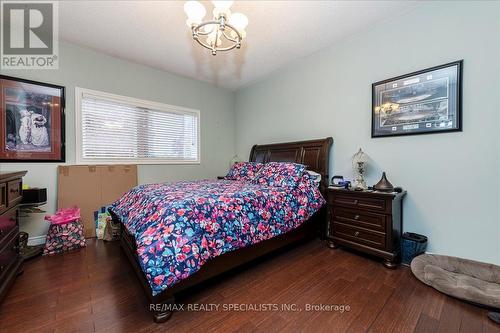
[59,1,421,90]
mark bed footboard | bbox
[110,208,324,322]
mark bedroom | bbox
[0,0,499,332]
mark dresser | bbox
[326,187,406,268]
[0,171,27,302]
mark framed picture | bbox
[0,75,65,162]
[372,60,462,138]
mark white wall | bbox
[1,2,498,264]
[0,42,235,243]
[235,2,500,264]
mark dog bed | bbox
[411,254,500,309]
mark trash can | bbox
[401,232,428,265]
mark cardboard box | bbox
[57,165,137,238]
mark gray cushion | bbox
[411,254,500,309]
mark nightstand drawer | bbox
[0,207,17,249]
[0,183,6,214]
[329,194,386,212]
[332,207,386,232]
[0,232,19,281]
[0,171,26,305]
[7,180,22,207]
[332,223,386,249]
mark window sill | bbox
[74,159,201,165]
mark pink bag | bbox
[44,207,81,225]
[43,207,86,255]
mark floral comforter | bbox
[110,177,325,296]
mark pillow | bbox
[224,162,263,181]
[254,162,307,188]
[306,170,322,187]
[297,171,321,190]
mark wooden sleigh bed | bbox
[110,137,333,322]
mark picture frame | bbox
[372,60,463,138]
[0,75,65,162]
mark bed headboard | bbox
[249,137,333,194]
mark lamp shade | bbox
[184,1,206,20]
[353,148,367,163]
[186,18,202,28]
[213,7,231,18]
[229,12,248,32]
[206,31,222,47]
[212,1,233,10]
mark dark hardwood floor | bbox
[0,239,497,333]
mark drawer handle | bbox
[354,215,360,220]
[0,229,3,235]
[0,265,4,272]
[354,231,360,237]
[353,200,359,204]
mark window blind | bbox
[78,90,199,163]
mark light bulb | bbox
[206,33,222,47]
[213,7,231,18]
[186,18,202,28]
[184,1,206,20]
[203,24,214,34]
[212,1,233,10]
[228,12,248,32]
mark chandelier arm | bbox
[213,43,239,52]
[193,21,220,36]
[221,30,238,43]
[212,26,220,54]
[194,38,215,51]
[223,23,242,40]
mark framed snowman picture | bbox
[0,75,65,162]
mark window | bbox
[75,88,200,164]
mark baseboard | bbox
[28,235,46,246]
[402,251,428,267]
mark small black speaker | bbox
[21,188,47,204]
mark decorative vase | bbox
[374,172,394,192]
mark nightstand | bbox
[326,187,406,268]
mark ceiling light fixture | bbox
[184,1,248,56]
